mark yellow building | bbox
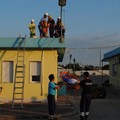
[0,37,65,103]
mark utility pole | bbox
[58,0,67,43]
[73,58,76,73]
[99,48,102,70]
[69,54,72,69]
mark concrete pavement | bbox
[0,87,120,120]
[62,88,120,120]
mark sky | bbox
[0,0,120,66]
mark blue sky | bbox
[0,0,120,66]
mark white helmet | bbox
[31,19,34,22]
[44,12,48,16]
[58,17,61,19]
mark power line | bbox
[67,43,120,50]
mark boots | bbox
[80,115,84,120]
[49,115,55,120]
[85,115,88,120]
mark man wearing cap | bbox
[38,12,49,38]
[47,15,55,38]
[28,19,36,38]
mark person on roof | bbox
[54,17,65,38]
[47,15,55,38]
[38,12,49,38]
[28,19,36,38]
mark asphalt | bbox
[0,95,76,120]
[66,87,120,120]
[0,87,120,120]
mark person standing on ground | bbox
[28,19,36,38]
[47,15,55,38]
[47,74,61,120]
[76,72,93,120]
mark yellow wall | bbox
[0,49,58,102]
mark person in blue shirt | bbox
[47,74,60,120]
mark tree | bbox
[84,65,94,70]
[102,64,109,70]
[64,63,82,71]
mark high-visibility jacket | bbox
[29,23,36,34]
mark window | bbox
[30,61,41,83]
[114,56,120,64]
[112,64,117,76]
[2,61,13,83]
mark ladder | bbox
[12,35,26,108]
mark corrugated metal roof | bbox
[103,47,120,61]
[0,37,66,62]
[0,37,66,49]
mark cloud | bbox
[66,32,120,48]
[62,33,120,66]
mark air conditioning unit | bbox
[32,75,40,82]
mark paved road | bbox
[61,88,120,120]
[0,87,120,120]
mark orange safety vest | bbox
[42,21,49,34]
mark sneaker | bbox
[49,117,55,120]
[49,115,55,120]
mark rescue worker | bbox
[54,17,65,38]
[75,72,93,120]
[47,15,55,38]
[28,19,36,38]
[38,12,49,38]
[42,18,49,37]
